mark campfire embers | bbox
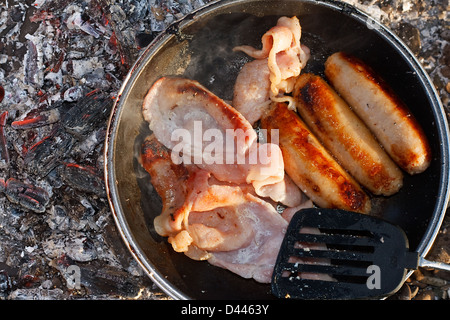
[1,178,49,214]
[61,91,111,139]
[4,92,111,214]
[0,0,192,300]
[0,111,9,168]
[0,87,109,238]
[0,0,172,299]
[23,127,75,178]
[60,163,106,197]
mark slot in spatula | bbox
[271,208,450,300]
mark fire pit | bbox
[0,0,449,300]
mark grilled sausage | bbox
[260,102,371,214]
[324,52,431,175]
[293,73,403,196]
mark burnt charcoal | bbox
[63,86,84,102]
[0,270,12,295]
[24,127,75,177]
[99,3,140,70]
[11,108,61,130]
[11,101,74,130]
[46,205,70,231]
[61,93,113,139]
[68,11,101,39]
[71,128,106,159]
[4,178,50,213]
[73,260,151,298]
[44,232,98,262]
[395,22,422,56]
[0,111,9,169]
[60,163,106,197]
[136,32,156,48]
[8,287,68,300]
[45,166,64,189]
[0,178,6,193]
[24,40,40,86]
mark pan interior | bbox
[108,0,449,300]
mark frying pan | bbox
[104,0,450,300]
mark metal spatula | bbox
[271,208,450,300]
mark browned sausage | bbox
[260,102,371,214]
[324,52,431,175]
[293,73,403,196]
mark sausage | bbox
[293,73,404,196]
[260,102,371,214]
[324,52,431,175]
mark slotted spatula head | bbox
[271,208,419,300]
